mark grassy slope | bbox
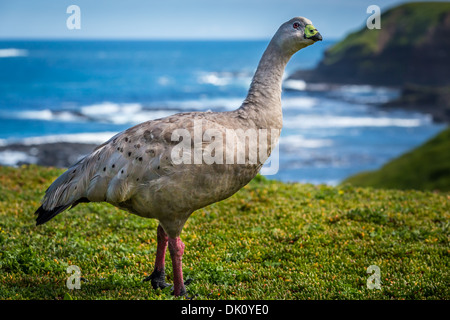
[343,127,450,192]
[324,2,450,65]
[0,165,449,300]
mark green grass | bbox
[343,127,450,192]
[0,165,449,300]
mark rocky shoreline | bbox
[382,85,450,123]
[0,142,98,168]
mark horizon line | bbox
[0,37,339,42]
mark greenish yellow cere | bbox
[0,165,448,300]
[304,24,318,38]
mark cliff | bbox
[290,2,450,87]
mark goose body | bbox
[35,17,322,296]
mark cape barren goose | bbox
[35,17,322,297]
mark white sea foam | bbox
[284,115,431,129]
[281,96,317,109]
[76,97,315,118]
[2,97,245,126]
[18,109,54,121]
[279,135,333,149]
[338,85,376,93]
[0,48,28,58]
[283,79,307,91]
[3,103,181,125]
[1,96,430,144]
[328,85,400,104]
[158,97,243,111]
[80,102,140,116]
[197,71,252,88]
[157,76,172,86]
[79,102,169,124]
[0,132,119,147]
[0,150,37,166]
[9,109,85,122]
[198,73,231,86]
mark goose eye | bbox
[293,22,300,29]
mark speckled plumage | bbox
[35,17,322,296]
[39,110,276,236]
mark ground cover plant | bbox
[0,165,448,299]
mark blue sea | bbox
[0,40,444,184]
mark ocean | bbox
[0,40,444,184]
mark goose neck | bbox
[239,39,293,129]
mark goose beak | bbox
[309,32,323,42]
[304,24,322,42]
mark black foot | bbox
[143,269,171,290]
[170,278,194,297]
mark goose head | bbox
[273,17,322,55]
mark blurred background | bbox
[0,0,448,187]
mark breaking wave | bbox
[0,48,28,58]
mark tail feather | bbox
[35,138,112,226]
[35,153,94,226]
[35,197,90,226]
[35,204,72,226]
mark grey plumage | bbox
[36,111,269,236]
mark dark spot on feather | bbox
[136,178,140,181]
[112,164,115,168]
[121,170,124,174]
[117,147,120,151]
[164,130,174,142]
[72,170,76,173]
[103,167,106,171]
[146,149,155,156]
[125,137,128,142]
[139,157,143,161]
[143,130,152,142]
[74,186,77,190]
[128,152,132,156]
[152,128,163,137]
[135,144,141,149]
[157,166,160,170]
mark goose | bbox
[34,17,322,297]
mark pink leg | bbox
[154,224,168,271]
[168,236,186,296]
[143,224,170,289]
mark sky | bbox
[0,0,446,40]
